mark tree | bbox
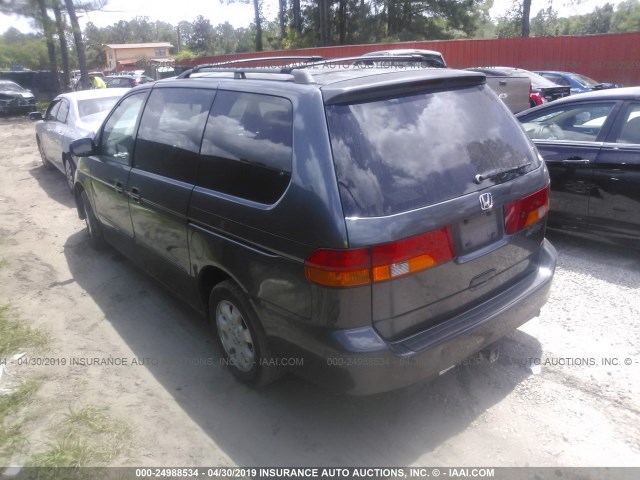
[530,6,560,37]
[611,0,640,32]
[53,0,70,90]
[36,0,61,93]
[522,0,531,37]
[223,0,263,51]
[318,0,331,46]
[64,0,89,89]
[190,15,215,54]
[0,28,49,69]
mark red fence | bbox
[186,32,640,86]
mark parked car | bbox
[534,71,619,95]
[516,87,640,247]
[464,68,531,114]
[104,75,154,88]
[0,79,36,115]
[69,58,556,394]
[30,88,129,191]
[469,67,571,107]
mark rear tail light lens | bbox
[304,248,370,288]
[305,227,454,288]
[372,228,454,282]
[504,184,550,235]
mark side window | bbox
[615,104,640,145]
[99,93,146,165]
[133,88,215,183]
[199,91,293,204]
[45,100,61,121]
[520,102,616,142]
[56,99,70,123]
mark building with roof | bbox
[103,42,174,73]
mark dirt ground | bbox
[0,116,639,468]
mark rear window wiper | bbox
[474,162,531,184]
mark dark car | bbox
[534,71,619,95]
[104,75,154,88]
[69,57,556,394]
[517,87,640,247]
[469,67,571,107]
[0,79,36,115]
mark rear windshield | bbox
[77,97,122,118]
[326,85,538,218]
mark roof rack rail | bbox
[282,54,444,72]
[178,56,325,78]
[174,53,442,83]
[177,66,316,84]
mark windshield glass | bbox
[77,97,121,118]
[326,85,538,217]
[571,73,599,87]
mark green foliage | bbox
[611,0,640,31]
[3,0,640,67]
[0,28,49,69]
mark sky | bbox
[0,0,625,35]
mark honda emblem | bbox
[479,192,494,211]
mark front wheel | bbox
[209,280,280,387]
[80,190,105,249]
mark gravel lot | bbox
[0,116,639,469]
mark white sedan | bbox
[31,88,129,191]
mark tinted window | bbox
[100,93,146,165]
[134,88,215,183]
[326,86,538,218]
[56,100,69,123]
[520,102,616,143]
[199,91,293,204]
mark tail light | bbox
[305,228,454,288]
[504,184,550,235]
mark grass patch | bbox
[0,380,41,460]
[0,306,50,357]
[29,405,132,467]
[0,307,49,462]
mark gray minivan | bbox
[70,58,557,394]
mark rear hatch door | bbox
[325,80,548,341]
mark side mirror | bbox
[70,137,97,157]
[29,112,43,121]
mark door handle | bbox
[129,187,141,203]
[499,80,507,86]
[561,158,591,165]
[114,181,124,194]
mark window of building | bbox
[154,48,166,57]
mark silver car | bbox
[31,88,129,191]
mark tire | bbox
[37,137,51,168]
[80,190,106,249]
[209,280,280,387]
[64,156,76,193]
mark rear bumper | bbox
[285,239,557,395]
